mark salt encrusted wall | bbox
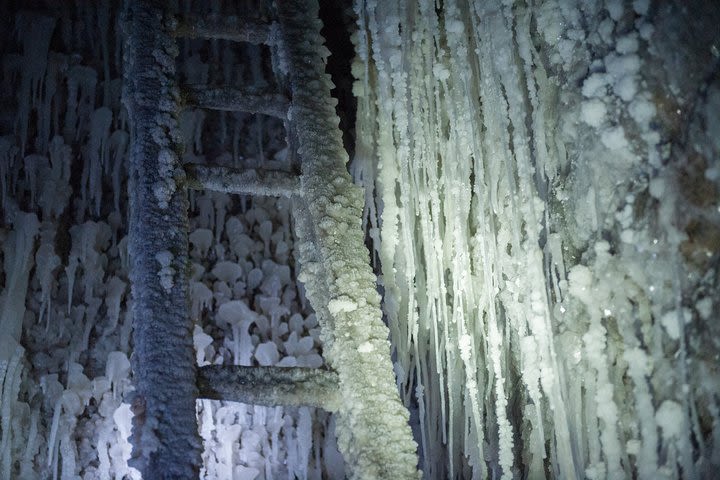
[0,1,345,479]
[2,0,719,479]
[352,0,720,478]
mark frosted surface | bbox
[0,0,718,478]
[0,2,343,478]
[352,0,720,478]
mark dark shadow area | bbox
[319,0,357,158]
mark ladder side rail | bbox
[122,2,202,478]
[275,1,420,478]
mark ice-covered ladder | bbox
[122,1,418,479]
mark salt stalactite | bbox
[36,53,65,156]
[14,13,56,158]
[97,0,113,107]
[45,136,73,217]
[35,231,62,327]
[0,212,40,344]
[84,107,113,216]
[63,66,97,143]
[103,277,127,336]
[0,212,40,479]
[2,0,715,477]
[0,137,19,210]
[109,129,129,213]
[1,2,346,477]
[353,0,720,478]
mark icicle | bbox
[196,194,215,231]
[14,13,56,157]
[0,339,24,480]
[212,192,231,242]
[105,352,131,401]
[36,53,65,155]
[46,399,62,471]
[97,0,112,106]
[0,212,40,343]
[623,348,659,477]
[40,137,73,221]
[65,255,79,315]
[23,154,49,209]
[179,109,206,155]
[297,407,312,480]
[19,408,39,478]
[103,277,127,335]
[0,137,19,210]
[63,66,97,142]
[83,107,113,216]
[35,239,61,328]
[109,130,129,213]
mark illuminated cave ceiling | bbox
[0,0,719,479]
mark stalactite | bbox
[0,0,718,478]
[352,0,720,478]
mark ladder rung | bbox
[185,164,300,197]
[175,15,275,45]
[197,365,340,410]
[182,85,289,119]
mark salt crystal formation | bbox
[0,2,343,479]
[1,0,719,479]
[352,0,720,478]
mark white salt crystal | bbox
[155,250,174,292]
[629,97,656,125]
[616,35,639,54]
[582,73,608,98]
[297,353,323,368]
[433,64,450,81]
[638,22,654,40]
[247,268,264,290]
[597,18,615,44]
[696,298,712,320]
[633,0,650,15]
[105,351,130,400]
[233,465,260,480]
[327,296,358,315]
[277,356,297,367]
[193,325,214,366]
[648,177,666,199]
[189,228,213,259]
[614,75,638,102]
[581,99,607,127]
[656,401,685,441]
[606,0,624,21]
[255,341,279,366]
[601,126,629,150]
[212,261,243,285]
[288,313,304,334]
[620,229,635,244]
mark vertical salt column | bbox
[121,1,201,478]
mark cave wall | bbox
[352,0,720,478]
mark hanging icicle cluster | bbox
[352,0,720,478]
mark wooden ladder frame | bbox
[122,1,418,478]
